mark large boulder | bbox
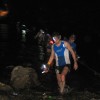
[10,66,40,90]
[0,82,13,100]
[0,82,13,93]
[0,95,10,100]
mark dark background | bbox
[2,1,100,69]
[0,1,100,87]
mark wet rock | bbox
[0,82,13,100]
[90,98,100,100]
[10,66,40,90]
[0,95,10,100]
[0,82,13,93]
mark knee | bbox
[57,78,62,83]
[61,75,65,82]
[57,76,61,82]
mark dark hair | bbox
[52,32,61,39]
[69,34,76,39]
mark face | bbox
[69,36,76,42]
[52,36,60,44]
[40,29,44,33]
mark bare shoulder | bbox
[64,41,70,46]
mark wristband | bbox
[47,62,50,65]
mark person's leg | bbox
[56,73,62,93]
[60,66,69,94]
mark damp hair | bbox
[69,34,76,39]
[52,32,61,39]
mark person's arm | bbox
[73,44,77,59]
[73,43,79,61]
[64,41,78,70]
[47,45,55,65]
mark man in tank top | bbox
[46,32,78,95]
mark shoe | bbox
[64,86,73,94]
[59,88,65,96]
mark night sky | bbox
[1,1,100,72]
[8,1,100,31]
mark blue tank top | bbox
[53,41,70,66]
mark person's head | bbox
[40,29,44,33]
[52,32,61,44]
[69,34,76,42]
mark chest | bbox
[54,43,66,55]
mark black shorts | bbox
[55,64,71,74]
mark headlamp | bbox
[53,37,56,42]
[41,64,48,74]
[49,40,54,44]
